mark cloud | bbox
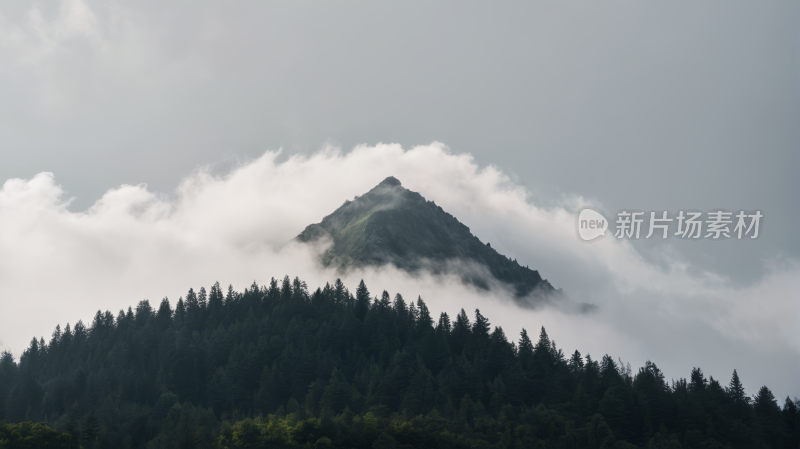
[0,143,797,398]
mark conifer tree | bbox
[782,396,798,441]
[450,309,471,356]
[157,297,173,329]
[115,310,127,332]
[62,323,73,350]
[355,280,370,321]
[333,279,347,305]
[727,369,747,406]
[280,276,293,303]
[49,325,62,354]
[227,283,238,306]
[754,386,780,416]
[437,312,451,335]
[416,297,433,331]
[185,288,199,330]
[533,326,551,355]
[135,300,153,326]
[81,410,101,448]
[378,290,392,310]
[472,309,490,339]
[517,329,534,368]
[569,350,584,375]
[689,367,707,393]
[0,351,16,422]
[393,293,408,323]
[73,321,86,344]
[209,282,224,314]
[198,286,208,309]
[174,297,186,327]
[90,311,105,338]
[293,277,308,302]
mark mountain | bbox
[297,176,558,302]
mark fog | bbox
[1,0,797,289]
[1,144,797,398]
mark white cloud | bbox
[0,143,797,399]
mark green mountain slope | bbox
[298,176,557,299]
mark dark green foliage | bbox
[0,420,72,448]
[297,176,559,300]
[0,276,793,448]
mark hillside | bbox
[298,177,557,301]
[1,277,796,448]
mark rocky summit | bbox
[297,176,559,303]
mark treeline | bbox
[0,276,797,448]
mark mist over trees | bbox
[0,276,797,448]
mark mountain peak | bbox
[297,178,558,303]
[378,176,402,187]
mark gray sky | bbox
[0,1,798,396]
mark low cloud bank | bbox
[0,143,797,398]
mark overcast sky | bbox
[0,1,797,398]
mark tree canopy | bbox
[0,276,796,448]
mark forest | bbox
[0,276,797,448]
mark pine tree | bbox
[436,312,451,335]
[517,329,534,369]
[488,327,515,376]
[568,350,583,375]
[198,287,208,310]
[782,396,798,439]
[135,300,153,326]
[174,297,186,327]
[355,280,370,322]
[61,323,73,351]
[293,277,308,302]
[393,293,408,323]
[0,351,16,422]
[115,310,127,333]
[416,297,433,331]
[472,309,490,339]
[450,309,471,356]
[49,325,62,355]
[333,279,347,305]
[157,297,173,330]
[689,367,707,393]
[208,282,224,317]
[727,369,747,406]
[280,276,293,303]
[185,288,199,330]
[73,321,86,344]
[245,281,261,311]
[754,385,779,416]
[81,410,102,448]
[103,310,114,327]
[599,354,619,385]
[24,337,41,373]
[533,326,551,355]
[226,284,238,307]
[378,290,392,310]
[90,311,105,339]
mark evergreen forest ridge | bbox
[1,279,798,448]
